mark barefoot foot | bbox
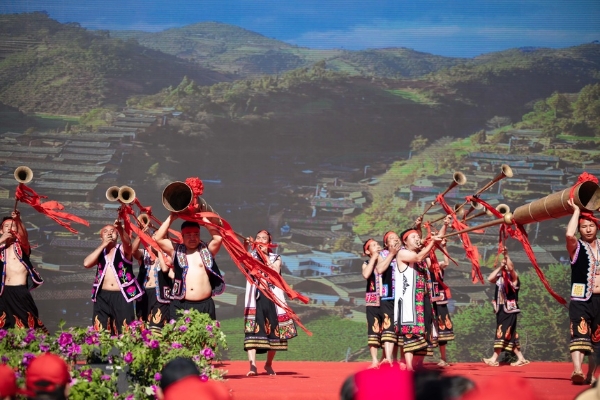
[264,364,276,375]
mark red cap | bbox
[354,364,413,400]
[24,353,71,395]
[0,364,18,397]
[164,376,229,400]
[461,374,539,400]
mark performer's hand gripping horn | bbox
[420,171,467,220]
[13,166,33,210]
[441,181,600,238]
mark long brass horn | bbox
[511,181,600,225]
[106,186,121,202]
[14,166,33,184]
[473,164,513,197]
[117,186,136,204]
[162,182,194,212]
[464,203,510,223]
[442,181,600,238]
[421,172,467,217]
[441,213,515,238]
[430,203,464,224]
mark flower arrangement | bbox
[0,309,227,399]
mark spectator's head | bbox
[574,377,600,400]
[157,357,200,399]
[23,353,70,400]
[352,364,413,400]
[163,376,229,400]
[461,373,539,400]
[0,364,18,400]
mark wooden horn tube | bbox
[511,181,600,225]
[162,181,194,212]
[473,164,514,197]
[441,213,514,239]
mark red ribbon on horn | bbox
[15,183,89,234]
[436,194,484,284]
[175,206,311,336]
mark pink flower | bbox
[58,332,73,347]
[202,348,214,359]
[123,352,133,364]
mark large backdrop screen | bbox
[0,1,599,362]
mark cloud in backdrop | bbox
[1,0,599,57]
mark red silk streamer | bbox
[175,208,312,335]
[436,194,484,283]
[467,196,567,305]
[132,199,182,243]
[15,183,89,234]
[117,205,162,262]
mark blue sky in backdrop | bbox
[2,0,599,58]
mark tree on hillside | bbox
[473,129,487,144]
[410,135,429,154]
[486,116,512,129]
[547,92,572,118]
[573,83,600,134]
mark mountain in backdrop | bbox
[110,22,467,78]
[0,12,598,122]
[0,12,232,115]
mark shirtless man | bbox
[132,228,172,334]
[84,221,142,335]
[566,198,600,384]
[154,214,224,320]
[0,211,46,331]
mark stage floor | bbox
[217,361,591,400]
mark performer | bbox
[377,232,402,366]
[482,247,529,367]
[430,237,455,367]
[394,225,444,371]
[84,220,142,335]
[243,230,297,376]
[566,198,600,384]
[132,228,172,335]
[0,211,46,331]
[362,238,398,368]
[154,214,224,320]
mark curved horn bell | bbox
[474,164,513,197]
[117,186,136,204]
[14,166,33,184]
[137,213,150,227]
[162,181,194,212]
[421,172,467,218]
[106,186,121,202]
